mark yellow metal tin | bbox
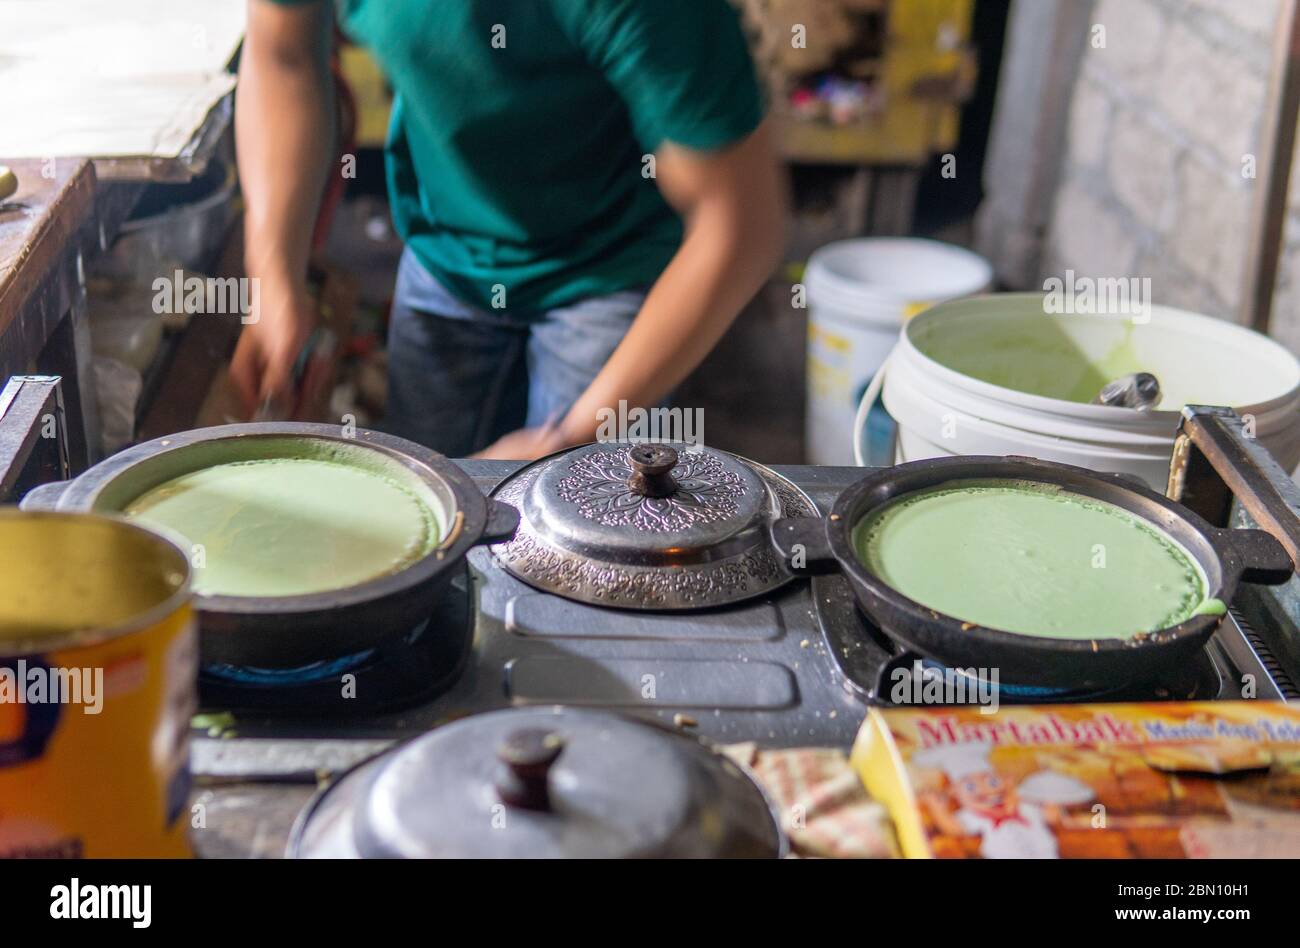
[0,511,195,858]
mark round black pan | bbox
[25,422,518,668]
[771,455,1295,690]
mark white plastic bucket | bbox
[882,293,1300,488]
[804,238,992,465]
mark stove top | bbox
[199,462,1297,752]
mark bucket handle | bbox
[852,344,898,467]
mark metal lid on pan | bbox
[290,707,784,859]
[489,441,817,609]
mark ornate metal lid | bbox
[490,441,816,609]
[290,707,784,858]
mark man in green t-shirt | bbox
[232,0,785,458]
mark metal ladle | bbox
[1093,372,1162,410]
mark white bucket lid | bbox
[807,238,994,315]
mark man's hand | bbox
[229,283,316,417]
[233,0,334,418]
[472,423,570,461]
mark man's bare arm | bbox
[568,121,786,438]
[499,121,784,461]
[477,120,787,458]
[230,0,336,413]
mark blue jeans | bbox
[384,248,646,457]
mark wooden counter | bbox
[0,159,100,468]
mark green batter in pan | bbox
[850,479,1219,641]
[124,455,442,598]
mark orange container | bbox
[0,511,195,857]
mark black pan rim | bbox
[824,454,1236,659]
[55,421,492,614]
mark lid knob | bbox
[627,444,679,498]
[495,728,565,811]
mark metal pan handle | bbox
[16,478,71,511]
[1213,527,1295,585]
[479,499,521,545]
[769,517,839,574]
[438,500,519,552]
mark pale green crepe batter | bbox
[125,458,440,597]
[852,481,1217,639]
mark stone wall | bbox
[994,0,1300,353]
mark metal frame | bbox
[1167,405,1300,567]
[1168,405,1300,679]
[0,376,71,503]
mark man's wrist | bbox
[247,270,309,321]
[555,407,598,447]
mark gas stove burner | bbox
[198,567,474,715]
[810,573,1257,706]
[873,651,1218,707]
[203,644,385,687]
[203,656,374,688]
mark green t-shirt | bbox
[268,0,764,311]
